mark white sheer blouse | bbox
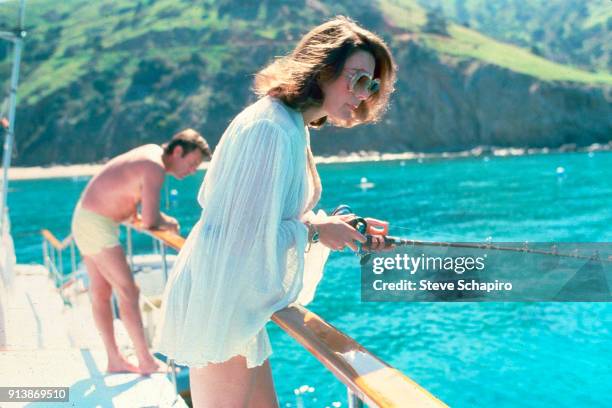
[154,96,330,368]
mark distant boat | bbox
[358,176,375,190]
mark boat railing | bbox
[40,225,447,406]
[40,229,78,283]
[40,229,81,306]
[40,227,168,319]
[125,221,448,408]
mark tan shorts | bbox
[71,204,120,256]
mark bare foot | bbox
[107,356,141,374]
[138,357,162,375]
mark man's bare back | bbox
[80,144,165,223]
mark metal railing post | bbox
[0,0,26,234]
[152,237,159,254]
[42,239,49,271]
[347,388,363,408]
[160,243,168,282]
[126,226,134,270]
[58,247,63,275]
[169,359,178,394]
[50,245,56,271]
[70,239,77,275]
[111,292,119,319]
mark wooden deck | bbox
[0,265,187,407]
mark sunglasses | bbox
[344,69,380,98]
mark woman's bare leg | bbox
[247,359,279,408]
[190,356,278,408]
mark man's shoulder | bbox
[133,143,163,157]
[120,145,165,177]
[129,144,163,164]
[140,157,165,179]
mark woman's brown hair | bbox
[253,15,397,128]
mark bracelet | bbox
[305,221,320,244]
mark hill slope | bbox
[415,0,611,73]
[0,0,610,165]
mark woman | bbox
[155,16,396,407]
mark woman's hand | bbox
[363,218,393,251]
[313,214,366,251]
[367,234,388,251]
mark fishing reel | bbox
[331,204,394,256]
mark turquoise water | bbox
[8,151,612,407]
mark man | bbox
[71,129,211,374]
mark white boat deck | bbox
[0,265,187,407]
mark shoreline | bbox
[7,142,611,181]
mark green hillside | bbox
[2,0,610,106]
[381,0,611,83]
[415,0,611,73]
[423,25,611,83]
[0,0,610,165]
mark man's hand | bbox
[159,213,180,234]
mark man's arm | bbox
[140,165,178,231]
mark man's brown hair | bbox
[164,128,211,159]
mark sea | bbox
[7,151,612,407]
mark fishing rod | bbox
[331,205,612,264]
